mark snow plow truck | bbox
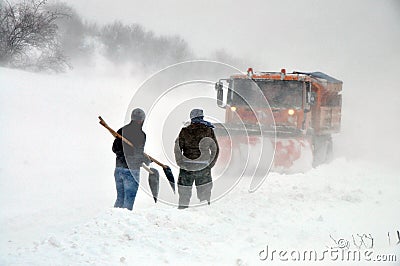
[214,68,342,173]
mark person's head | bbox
[190,108,204,120]
[131,108,145,125]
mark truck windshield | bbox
[230,79,303,108]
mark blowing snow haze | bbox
[1,0,400,264]
[64,0,400,165]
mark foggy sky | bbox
[66,0,399,74]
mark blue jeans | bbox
[114,167,140,211]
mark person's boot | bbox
[199,198,211,205]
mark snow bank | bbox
[2,159,399,265]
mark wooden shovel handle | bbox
[98,116,134,147]
[145,154,168,169]
[98,116,168,169]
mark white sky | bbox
[65,0,400,77]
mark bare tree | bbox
[213,49,247,69]
[0,0,69,71]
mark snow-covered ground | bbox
[0,67,399,265]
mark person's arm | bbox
[208,129,219,168]
[174,130,185,168]
[142,132,152,165]
[112,128,124,157]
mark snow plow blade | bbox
[213,123,313,173]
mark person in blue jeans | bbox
[112,108,149,211]
[113,168,140,210]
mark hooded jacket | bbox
[174,122,219,171]
[112,121,147,169]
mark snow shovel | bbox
[98,116,176,193]
[148,168,159,203]
[142,154,175,194]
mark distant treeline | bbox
[0,0,243,72]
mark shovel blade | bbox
[163,166,175,193]
[148,168,159,203]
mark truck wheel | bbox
[312,135,332,167]
[325,138,333,164]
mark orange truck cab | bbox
[214,68,342,171]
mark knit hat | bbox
[131,108,146,121]
[190,108,204,120]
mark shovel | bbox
[98,116,176,194]
[148,168,159,203]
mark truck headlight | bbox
[231,106,237,112]
[288,109,295,116]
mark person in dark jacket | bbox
[174,109,219,209]
[112,108,149,210]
